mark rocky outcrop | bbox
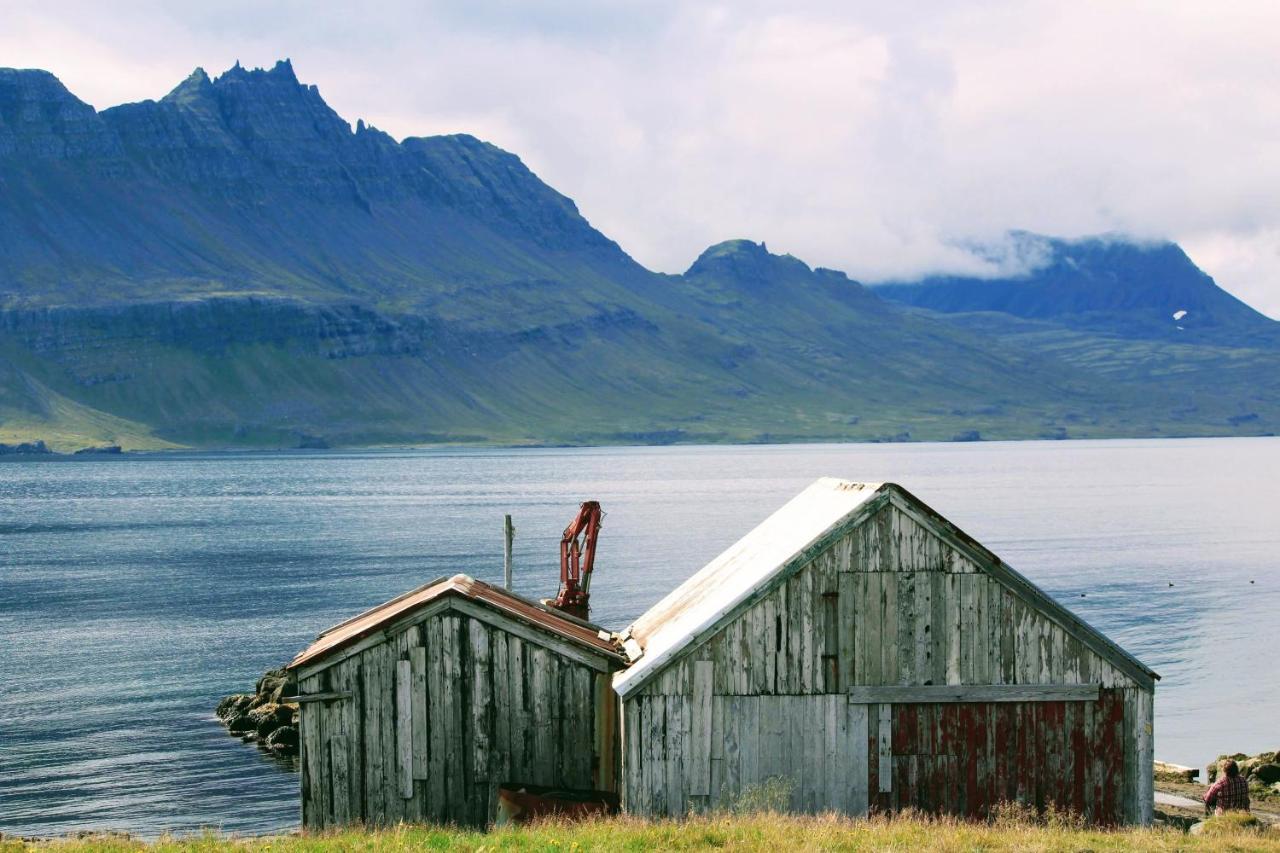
[215,667,299,758]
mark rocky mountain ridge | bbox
[1,61,1277,451]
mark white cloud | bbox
[3,0,1278,317]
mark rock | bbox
[264,725,299,753]
[248,702,295,737]
[73,445,122,455]
[1252,763,1280,785]
[254,668,290,705]
[951,430,982,442]
[216,665,298,755]
[225,707,256,735]
[215,693,252,721]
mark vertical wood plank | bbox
[881,573,899,684]
[491,631,510,786]
[330,734,351,825]
[877,703,893,793]
[425,616,445,821]
[689,661,714,796]
[865,573,883,685]
[361,648,385,825]
[946,573,962,685]
[915,572,933,684]
[396,659,414,799]
[849,702,870,815]
[1137,688,1154,824]
[897,572,916,686]
[410,647,428,781]
[838,571,856,689]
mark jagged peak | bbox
[265,58,298,83]
[162,67,214,106]
[215,59,299,86]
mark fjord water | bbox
[1,438,1276,837]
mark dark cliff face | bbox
[0,61,626,313]
[0,69,120,160]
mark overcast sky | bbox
[5,1,1280,316]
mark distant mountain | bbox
[873,233,1280,346]
[0,62,1276,451]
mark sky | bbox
[5,1,1280,317]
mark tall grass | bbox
[6,810,1277,852]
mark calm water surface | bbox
[1,438,1276,836]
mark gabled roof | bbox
[612,478,1157,698]
[613,478,884,696]
[288,573,625,672]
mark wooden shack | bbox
[612,479,1158,825]
[286,573,627,829]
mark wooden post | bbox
[504,514,514,590]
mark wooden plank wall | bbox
[622,692,869,817]
[299,609,618,829]
[624,503,1154,824]
[865,691,1129,824]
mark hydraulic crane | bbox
[549,500,602,621]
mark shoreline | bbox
[2,432,1277,461]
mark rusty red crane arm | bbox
[551,500,602,621]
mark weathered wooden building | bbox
[613,479,1158,825]
[287,574,627,829]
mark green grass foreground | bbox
[6,812,1279,852]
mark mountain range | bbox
[1,60,1276,451]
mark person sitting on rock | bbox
[1204,759,1250,815]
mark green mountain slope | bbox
[0,62,1275,450]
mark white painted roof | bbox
[612,478,884,698]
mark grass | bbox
[6,812,1279,852]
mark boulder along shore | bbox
[215,668,299,759]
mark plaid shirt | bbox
[1204,774,1250,813]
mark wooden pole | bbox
[504,514,514,590]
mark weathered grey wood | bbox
[396,659,414,799]
[381,643,402,822]
[881,572,898,684]
[688,661,713,795]
[298,674,322,827]
[503,513,514,590]
[440,614,463,820]
[1137,688,1154,824]
[897,572,916,686]
[848,702,870,815]
[409,647,428,780]
[449,597,612,673]
[361,646,384,825]
[291,691,351,703]
[877,703,892,793]
[293,597,451,681]
[330,734,351,825]
[945,573,962,684]
[468,618,492,787]
[847,684,1100,703]
[491,631,511,784]
[424,615,445,820]
[887,490,1156,690]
